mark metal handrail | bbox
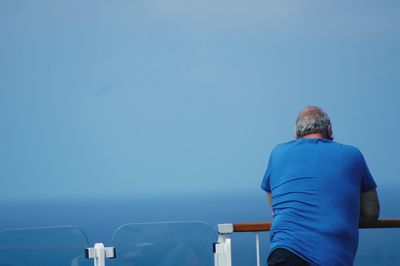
[232,218,400,232]
[233,219,400,232]
[214,219,400,266]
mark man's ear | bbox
[328,124,334,140]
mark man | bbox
[261,106,380,266]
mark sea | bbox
[0,188,399,266]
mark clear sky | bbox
[1,0,399,200]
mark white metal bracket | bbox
[214,224,233,266]
[85,243,116,266]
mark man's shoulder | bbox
[331,141,362,155]
[272,139,362,156]
[272,140,297,152]
[276,139,297,147]
[269,140,300,159]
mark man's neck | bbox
[302,133,325,139]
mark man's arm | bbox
[360,189,380,221]
[266,192,274,216]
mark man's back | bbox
[261,138,377,265]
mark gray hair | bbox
[296,106,331,138]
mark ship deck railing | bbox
[214,219,400,266]
[1,219,400,266]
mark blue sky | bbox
[1,0,399,200]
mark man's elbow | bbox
[360,202,380,221]
[360,189,380,221]
[360,211,379,222]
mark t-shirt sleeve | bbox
[358,152,377,193]
[261,153,273,192]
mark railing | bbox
[214,219,400,266]
[0,222,216,266]
[1,220,400,266]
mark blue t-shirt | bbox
[261,138,377,266]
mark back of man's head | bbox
[296,106,332,139]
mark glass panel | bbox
[0,226,89,266]
[231,232,269,265]
[355,228,400,265]
[112,221,216,266]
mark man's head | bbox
[295,106,333,140]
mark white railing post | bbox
[255,232,260,266]
[85,243,116,266]
[214,224,233,266]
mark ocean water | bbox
[0,189,399,266]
